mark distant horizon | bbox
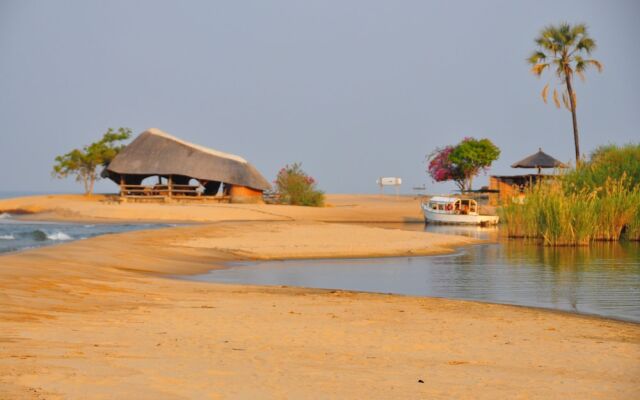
[1,1,638,194]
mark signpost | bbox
[376,177,402,196]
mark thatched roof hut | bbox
[488,148,568,206]
[511,148,568,174]
[104,128,270,202]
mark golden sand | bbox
[0,195,638,399]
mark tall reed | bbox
[500,144,640,245]
[501,176,638,246]
[622,190,640,241]
[591,176,639,240]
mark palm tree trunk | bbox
[564,73,580,164]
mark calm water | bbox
[0,214,169,254]
[0,190,69,199]
[186,224,640,322]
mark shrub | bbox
[563,143,640,191]
[275,163,324,207]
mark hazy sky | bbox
[1,0,638,194]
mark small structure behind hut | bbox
[488,148,568,206]
[103,128,271,203]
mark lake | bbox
[0,213,170,254]
[185,224,640,323]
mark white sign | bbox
[377,177,402,186]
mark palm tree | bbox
[528,23,602,164]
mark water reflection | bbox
[425,224,499,240]
[186,224,640,322]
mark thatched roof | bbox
[105,128,271,191]
[511,148,568,170]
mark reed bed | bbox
[500,176,640,246]
[625,198,640,241]
[501,144,640,246]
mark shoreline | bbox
[1,195,639,398]
[179,269,640,326]
[186,245,640,326]
[5,219,632,324]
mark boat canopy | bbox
[429,196,459,204]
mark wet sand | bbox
[0,195,638,398]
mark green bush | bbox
[563,143,640,192]
[275,163,324,207]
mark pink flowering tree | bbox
[427,138,500,191]
[426,146,466,191]
[275,163,324,206]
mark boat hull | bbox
[422,205,499,226]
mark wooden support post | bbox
[168,175,173,199]
[119,175,124,197]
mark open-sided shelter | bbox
[103,128,271,203]
[511,148,568,174]
[488,148,567,206]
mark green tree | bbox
[528,23,602,164]
[448,137,501,191]
[52,128,131,195]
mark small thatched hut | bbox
[511,148,568,174]
[104,128,271,203]
[488,148,568,206]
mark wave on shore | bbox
[30,230,73,241]
[0,216,168,254]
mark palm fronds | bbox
[529,23,602,108]
[541,84,549,103]
[552,88,561,108]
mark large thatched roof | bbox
[105,128,271,191]
[511,148,568,170]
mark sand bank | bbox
[0,193,425,223]
[1,196,639,398]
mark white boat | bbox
[421,196,499,226]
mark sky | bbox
[1,0,638,194]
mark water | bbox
[0,190,110,199]
[0,191,66,199]
[0,213,168,254]
[186,224,640,322]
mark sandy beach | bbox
[0,193,426,224]
[1,195,639,399]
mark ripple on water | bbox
[184,227,640,323]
